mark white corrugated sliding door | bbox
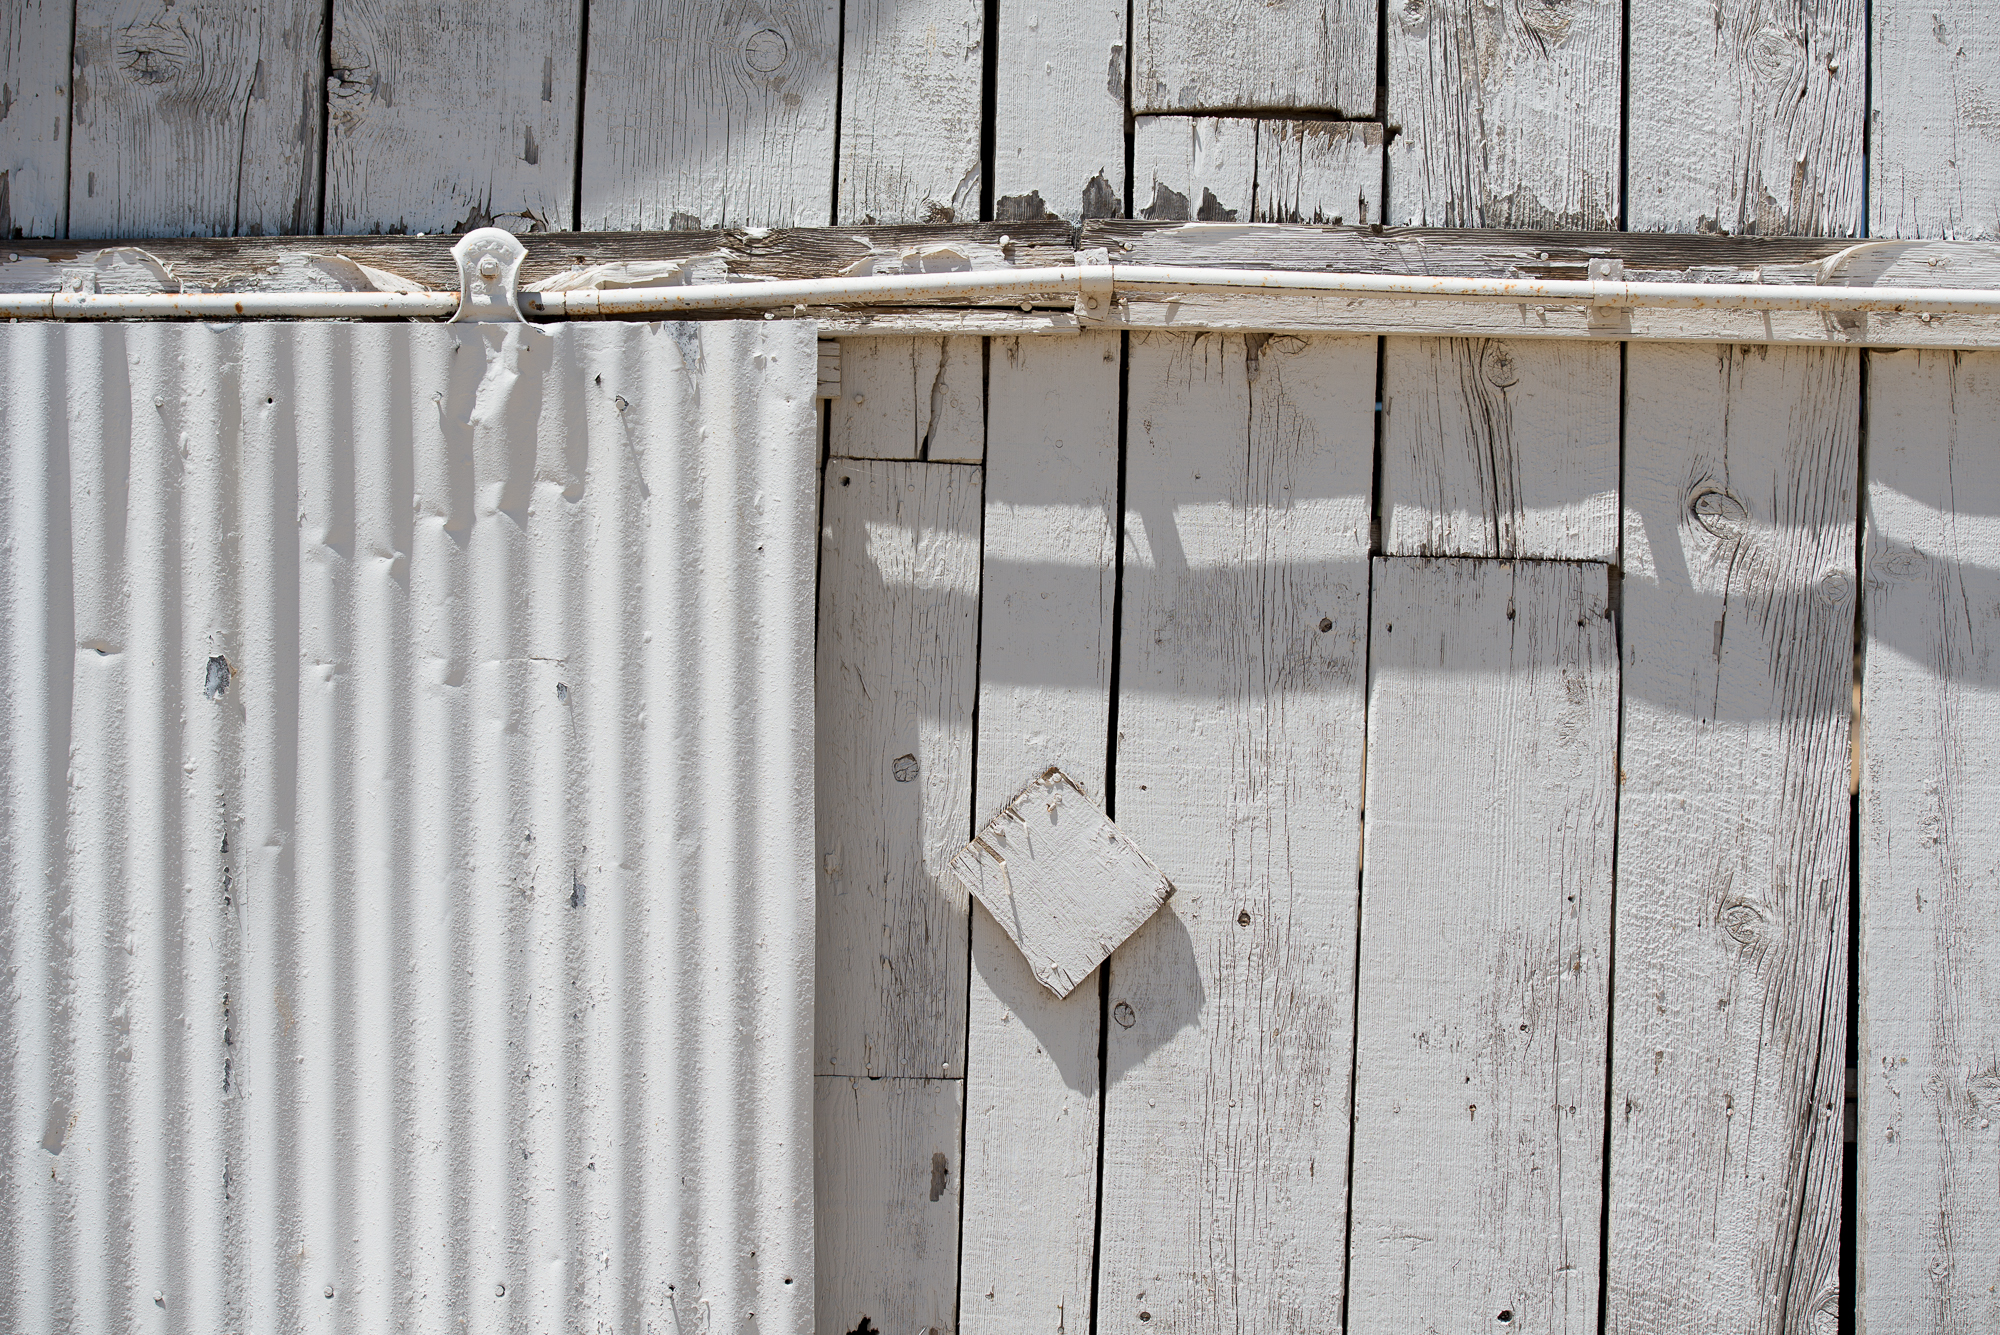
[0,319,817,1334]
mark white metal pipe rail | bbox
[7,264,2000,321]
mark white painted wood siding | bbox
[1627,0,1864,234]
[1099,331,1373,1333]
[1386,0,1620,228]
[69,0,324,237]
[829,336,985,462]
[1131,0,1374,116]
[1381,338,1619,561]
[1871,0,2000,240]
[1859,349,2000,1334]
[580,0,838,230]
[992,0,1125,221]
[815,459,981,1079]
[958,331,1121,1335]
[1348,556,1615,1335]
[325,1,579,234]
[0,0,73,237]
[836,0,983,224]
[1254,121,1381,226]
[1609,343,1856,1334]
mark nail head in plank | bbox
[69,0,325,237]
[1626,0,1864,235]
[0,1,75,238]
[957,330,1121,1335]
[1859,349,2000,1331]
[580,0,838,231]
[836,0,984,224]
[1100,330,1374,1330]
[1381,337,1619,560]
[815,459,980,1078]
[991,0,1125,223]
[1609,342,1856,1332]
[1386,0,1620,229]
[1348,555,1615,1335]
[815,1076,965,1335]
[325,1,581,234]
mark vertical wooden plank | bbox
[957,331,1120,1335]
[325,2,580,235]
[1381,337,1619,561]
[1871,0,2000,239]
[829,337,984,463]
[1348,556,1616,1335]
[992,0,1124,222]
[816,1076,965,1335]
[1130,116,1256,222]
[1386,0,1620,229]
[1609,343,1856,1333]
[1131,0,1373,117]
[68,0,323,237]
[1627,0,1864,235]
[1252,120,1382,225]
[815,458,980,1080]
[1099,331,1374,1333]
[836,0,983,224]
[1,1,73,238]
[578,0,838,230]
[1859,349,2000,1333]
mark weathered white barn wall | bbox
[0,0,74,238]
[0,319,818,1334]
[1872,1,2000,240]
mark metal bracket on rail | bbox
[450,227,528,323]
[1075,248,1116,326]
[1587,257,1630,334]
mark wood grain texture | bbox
[1,0,73,238]
[952,769,1172,998]
[1381,337,1619,560]
[1858,349,2000,1333]
[1626,0,1865,235]
[325,0,580,234]
[1387,0,1619,229]
[829,336,984,461]
[1348,556,1616,1335]
[958,330,1120,1335]
[1132,117,1258,223]
[836,0,983,224]
[1131,0,1373,115]
[1609,343,1857,1335]
[579,0,837,231]
[68,0,323,237]
[816,1075,965,1335]
[1100,331,1374,1333]
[816,459,981,1079]
[1871,0,2000,239]
[1254,121,1381,225]
[991,0,1124,223]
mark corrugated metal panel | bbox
[0,319,818,1333]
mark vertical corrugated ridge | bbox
[0,318,817,1334]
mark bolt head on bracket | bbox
[450,227,528,323]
